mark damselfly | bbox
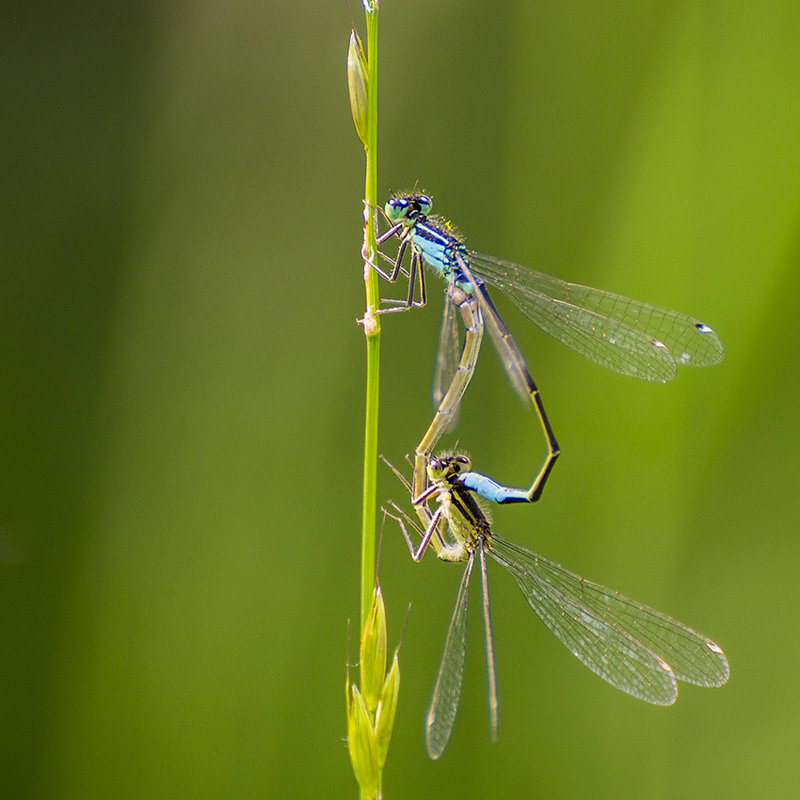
[383,453,729,760]
[374,194,723,505]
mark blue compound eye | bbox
[416,194,433,214]
[385,197,410,222]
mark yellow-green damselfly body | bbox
[374,194,724,505]
[384,454,729,760]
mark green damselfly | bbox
[384,453,729,759]
[374,194,723,505]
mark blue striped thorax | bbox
[385,194,474,292]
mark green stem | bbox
[356,7,381,798]
[360,3,380,628]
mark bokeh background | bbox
[3,1,799,797]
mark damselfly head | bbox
[385,193,434,224]
[428,453,471,483]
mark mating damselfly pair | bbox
[371,192,728,758]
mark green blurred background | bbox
[2,1,799,797]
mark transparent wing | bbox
[468,250,724,382]
[432,292,461,430]
[488,537,729,704]
[477,545,499,742]
[426,554,474,760]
